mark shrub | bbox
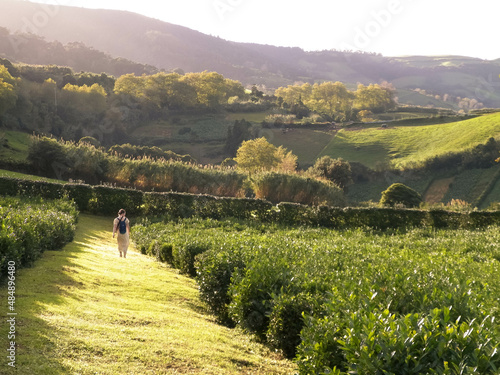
[0,196,78,277]
[173,240,211,276]
[0,177,19,196]
[253,172,346,207]
[308,156,353,189]
[338,309,500,374]
[195,246,246,325]
[380,183,422,208]
[17,179,65,200]
[63,183,93,211]
[267,292,320,359]
[27,136,69,179]
[134,217,500,373]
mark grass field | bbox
[0,215,295,374]
[442,165,500,205]
[482,177,500,208]
[131,115,231,142]
[319,113,500,169]
[346,174,434,204]
[0,169,68,184]
[265,128,336,166]
[0,131,31,161]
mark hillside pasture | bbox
[0,169,69,184]
[319,113,500,169]
[130,116,231,143]
[264,128,336,167]
[0,130,31,161]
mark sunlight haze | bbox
[22,0,499,60]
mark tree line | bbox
[0,60,250,145]
[275,82,397,122]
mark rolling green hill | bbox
[318,113,500,169]
[0,130,31,161]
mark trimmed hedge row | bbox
[0,196,78,277]
[1,176,499,228]
[0,177,143,216]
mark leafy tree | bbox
[380,183,422,208]
[234,137,297,174]
[276,146,298,172]
[354,83,396,113]
[76,72,115,94]
[28,136,69,178]
[275,83,312,108]
[144,72,197,109]
[114,71,241,110]
[224,119,253,157]
[308,82,355,121]
[61,83,107,114]
[183,71,243,108]
[250,85,264,98]
[114,73,146,97]
[0,64,18,115]
[309,156,352,189]
[79,136,101,148]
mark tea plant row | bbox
[0,196,78,277]
[133,218,500,374]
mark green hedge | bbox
[88,185,143,216]
[0,176,499,229]
[0,196,78,277]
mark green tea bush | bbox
[267,292,322,359]
[337,309,499,375]
[1,176,498,231]
[173,240,211,276]
[17,179,66,200]
[0,177,20,196]
[0,196,78,276]
[195,246,246,325]
[63,183,93,212]
[134,218,500,373]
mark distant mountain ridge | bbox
[1,0,500,107]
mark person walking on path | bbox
[113,209,130,258]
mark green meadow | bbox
[319,113,500,169]
[0,131,31,161]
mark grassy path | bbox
[1,215,296,374]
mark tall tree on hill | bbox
[224,119,253,157]
[0,64,18,116]
[354,83,396,113]
[308,82,355,121]
[234,137,297,174]
[275,83,313,107]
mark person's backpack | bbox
[117,217,127,234]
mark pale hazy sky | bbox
[28,0,499,60]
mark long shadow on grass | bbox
[0,215,114,373]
